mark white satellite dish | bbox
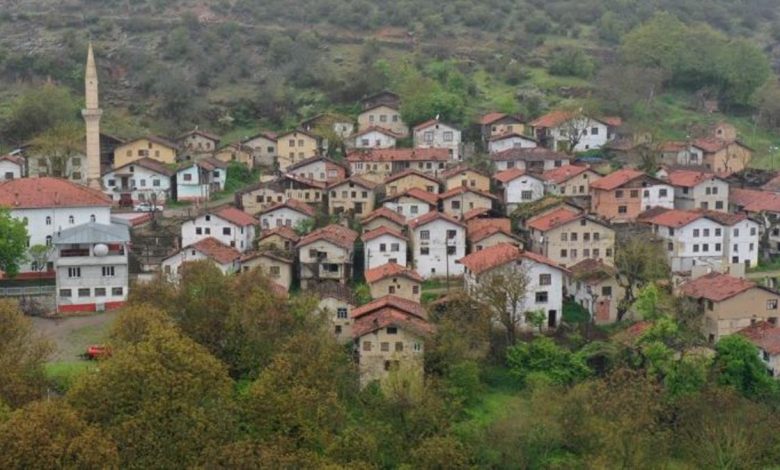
[93,243,109,256]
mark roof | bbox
[364,262,423,284]
[439,165,489,180]
[0,154,24,166]
[645,209,703,228]
[361,207,407,227]
[493,168,526,183]
[360,102,400,113]
[468,217,511,235]
[526,206,582,232]
[120,135,178,150]
[487,132,538,143]
[107,157,175,177]
[490,147,569,162]
[730,188,780,213]
[351,295,426,320]
[242,131,277,143]
[240,250,294,264]
[468,225,518,243]
[258,226,300,242]
[351,307,435,339]
[738,322,780,355]
[407,211,465,230]
[328,175,379,191]
[384,188,439,206]
[479,112,524,126]
[458,243,562,276]
[589,168,647,191]
[660,141,687,152]
[52,222,130,245]
[296,224,358,250]
[361,226,407,242]
[260,199,316,217]
[312,281,358,305]
[541,164,592,184]
[413,118,457,131]
[276,128,319,140]
[177,128,220,142]
[530,111,622,129]
[384,169,441,186]
[569,258,617,284]
[761,173,780,193]
[438,186,497,201]
[190,237,242,265]
[0,177,112,209]
[280,173,327,189]
[462,207,492,221]
[691,137,727,153]
[351,125,404,139]
[346,148,450,163]
[286,155,349,173]
[680,272,756,302]
[665,169,721,188]
[210,205,258,227]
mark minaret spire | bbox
[82,41,103,189]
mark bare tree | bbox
[558,112,590,154]
[614,234,669,321]
[470,262,530,345]
[29,122,84,178]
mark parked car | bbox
[134,202,164,212]
[83,344,111,360]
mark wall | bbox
[547,171,600,197]
[364,234,407,270]
[103,165,172,204]
[259,207,311,231]
[382,197,433,220]
[369,277,421,302]
[355,130,397,149]
[504,176,545,212]
[488,135,538,154]
[240,187,286,215]
[357,326,424,386]
[411,218,465,279]
[531,219,615,267]
[549,119,609,152]
[276,132,318,171]
[357,105,409,136]
[328,183,375,216]
[441,192,493,220]
[385,175,440,196]
[240,256,293,290]
[640,184,675,211]
[181,214,255,252]
[674,179,729,212]
[319,297,354,343]
[414,123,461,160]
[243,136,277,168]
[0,160,22,180]
[444,171,490,192]
[704,287,780,341]
[115,139,177,167]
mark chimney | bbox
[13,192,19,206]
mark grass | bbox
[748,257,780,273]
[421,279,449,290]
[45,361,96,393]
[563,299,590,324]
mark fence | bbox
[0,285,56,297]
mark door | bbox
[354,202,363,214]
[547,310,557,328]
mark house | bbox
[114,136,178,167]
[161,237,242,281]
[384,169,441,196]
[257,226,299,252]
[467,218,522,253]
[175,157,227,202]
[541,164,601,197]
[459,243,567,330]
[362,227,408,271]
[659,169,729,212]
[491,147,571,173]
[361,207,407,234]
[680,272,780,342]
[408,211,466,279]
[297,224,358,288]
[236,179,288,215]
[351,295,432,386]
[328,176,378,217]
[530,111,620,152]
[25,150,87,185]
[357,104,409,137]
[438,186,497,221]
[488,132,539,154]
[479,112,526,144]
[382,188,439,220]
[242,132,277,168]
[181,205,258,253]
[213,143,255,169]
[360,90,401,110]
[645,209,759,272]
[347,148,450,183]
[737,322,780,377]
[364,263,423,302]
[239,251,294,291]
[300,113,355,144]
[566,258,626,324]
[440,165,490,192]
[590,169,674,223]
[351,126,401,149]
[730,188,780,255]
[258,199,315,231]
[53,222,130,313]
[102,158,174,206]
[526,206,616,267]
[276,173,327,205]
[276,129,320,171]
[0,177,112,275]
[494,169,546,212]
[286,156,348,184]
[0,154,24,180]
[313,282,358,343]
[176,129,220,155]
[687,138,752,176]
[413,119,462,160]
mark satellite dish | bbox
[93,243,109,256]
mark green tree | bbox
[0,208,29,278]
[410,435,472,469]
[29,122,85,179]
[614,234,669,321]
[548,47,594,78]
[1,84,79,145]
[27,244,53,272]
[506,337,591,386]
[712,334,777,400]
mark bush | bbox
[548,47,594,78]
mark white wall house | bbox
[362,227,408,271]
[661,170,730,212]
[353,127,399,149]
[176,158,226,202]
[161,237,241,282]
[494,169,546,213]
[413,119,462,161]
[531,112,618,152]
[181,206,258,252]
[259,199,314,231]
[102,158,174,205]
[382,189,438,220]
[641,183,675,211]
[460,243,566,330]
[488,133,538,154]
[0,155,24,180]
[408,212,466,279]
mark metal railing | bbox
[0,285,56,297]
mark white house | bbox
[102,158,174,206]
[0,154,24,180]
[660,169,730,212]
[161,237,242,281]
[175,157,227,202]
[382,188,439,220]
[258,199,315,231]
[487,132,539,154]
[408,211,466,279]
[646,209,759,272]
[530,111,620,152]
[641,182,675,211]
[494,169,546,212]
[181,205,258,253]
[352,126,401,149]
[491,148,571,173]
[413,119,462,161]
[53,222,130,313]
[460,243,567,330]
[0,177,112,274]
[285,156,348,183]
[362,226,408,271]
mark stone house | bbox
[102,158,174,206]
[491,147,571,173]
[541,164,601,197]
[382,188,439,220]
[239,251,294,291]
[0,154,24,180]
[276,130,320,171]
[258,199,315,231]
[737,322,780,378]
[526,206,616,267]
[439,186,497,221]
[361,90,401,110]
[688,138,752,176]
[213,143,255,169]
[313,282,358,343]
[590,169,674,223]
[408,211,467,279]
[384,169,441,196]
[488,132,539,154]
[362,226,408,271]
[242,132,277,168]
[257,226,299,253]
[365,263,423,302]
[440,165,490,192]
[530,111,620,152]
[357,104,409,137]
[161,237,241,281]
[730,188,780,256]
[328,176,378,217]
[467,217,522,253]
[175,157,227,202]
[176,129,220,155]
[114,136,178,167]
[478,112,526,144]
[413,119,462,161]
[351,126,401,149]
[286,156,348,184]
[297,224,358,288]
[347,148,450,183]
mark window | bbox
[395,342,404,352]
[667,242,673,251]
[379,243,387,252]
[59,289,72,298]
[410,205,418,214]
[539,274,551,286]
[560,249,568,258]
[102,266,115,277]
[751,227,757,236]
[380,115,387,123]
[68,267,81,278]
[571,249,578,259]
[78,288,90,298]
[424,131,434,143]
[693,244,699,253]
[447,245,456,255]
[703,228,710,237]
[381,342,390,352]
[68,215,75,224]
[45,235,52,246]
[693,229,700,237]
[715,243,721,251]
[420,230,430,240]
[183,173,192,181]
[593,248,600,257]
[606,248,612,257]
[590,127,598,135]
[583,248,590,257]
[337,307,348,319]
[535,291,549,303]
[112,287,123,296]
[521,190,533,201]
[733,228,739,237]
[768,300,778,310]
[443,131,453,142]
[630,190,639,198]
[715,228,722,236]
[196,227,203,235]
[716,201,724,210]
[222,227,231,236]
[570,233,578,241]
[420,247,430,255]
[561,233,568,241]
[389,285,396,294]
[659,188,668,197]
[391,243,400,252]
[593,232,600,241]
[412,285,419,294]
[451,200,461,210]
[153,179,160,187]
[618,206,627,214]
[447,230,457,239]
[702,244,709,252]
[615,190,624,198]
[363,341,372,351]
[94,288,106,297]
[583,233,590,241]
[387,327,398,334]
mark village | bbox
[2,44,780,388]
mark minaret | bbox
[82,42,103,189]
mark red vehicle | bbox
[84,344,111,360]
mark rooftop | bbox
[569,258,617,285]
[458,242,561,276]
[0,177,112,209]
[438,186,497,201]
[346,148,450,163]
[259,198,317,218]
[490,147,569,162]
[361,226,407,242]
[738,322,780,355]
[364,262,423,284]
[191,237,242,265]
[407,210,465,230]
[665,169,720,188]
[439,165,489,180]
[52,222,130,245]
[212,205,258,227]
[351,294,426,320]
[384,169,441,186]
[361,207,407,227]
[258,226,300,242]
[541,164,592,184]
[730,188,780,213]
[526,206,582,232]
[679,272,756,302]
[296,224,358,250]
[384,188,439,206]
[589,168,647,191]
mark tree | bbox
[1,84,79,145]
[556,109,592,154]
[470,263,530,346]
[29,122,85,179]
[0,300,52,408]
[614,234,669,321]
[595,65,667,117]
[754,79,780,131]
[712,335,777,400]
[506,337,591,386]
[0,208,29,278]
[410,435,472,469]
[548,47,594,78]
[27,244,52,272]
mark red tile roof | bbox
[286,155,349,173]
[361,226,407,242]
[213,205,258,227]
[258,226,299,242]
[462,207,492,221]
[296,224,358,250]
[738,322,780,355]
[384,188,439,206]
[351,125,404,139]
[281,173,327,189]
[665,169,720,188]
[526,206,582,232]
[364,262,423,284]
[468,225,518,243]
[177,128,220,142]
[530,110,577,128]
[569,258,617,284]
[730,188,780,213]
[762,174,780,193]
[660,141,687,152]
[0,177,112,209]
[645,209,702,228]
[351,295,427,320]
[407,211,465,229]
[439,165,489,180]
[328,175,379,190]
[468,217,511,235]
[458,243,562,275]
[384,169,441,186]
[487,132,538,143]
[491,147,568,162]
[493,168,526,183]
[0,154,24,166]
[413,118,455,131]
[240,250,294,264]
[438,186,497,201]
[541,164,592,184]
[351,307,435,338]
[109,157,175,177]
[346,148,450,163]
[680,272,756,302]
[260,198,316,217]
[479,112,506,125]
[361,207,407,227]
[589,168,646,191]
[691,137,728,153]
[192,237,242,265]
[696,209,746,226]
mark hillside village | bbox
[2,44,780,392]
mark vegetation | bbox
[0,208,29,278]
